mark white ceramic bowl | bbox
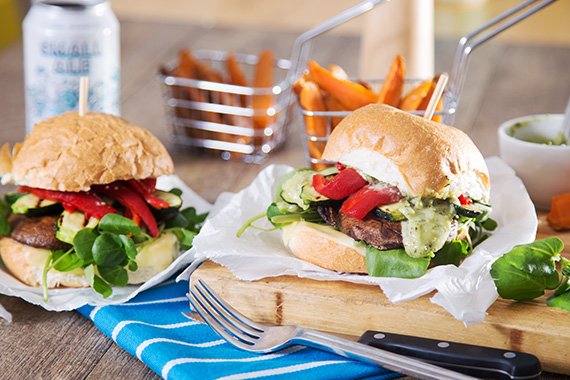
[498,114,570,210]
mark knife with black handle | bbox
[359,330,541,380]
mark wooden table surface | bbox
[0,20,569,379]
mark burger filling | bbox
[0,178,206,298]
[241,164,496,278]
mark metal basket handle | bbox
[286,0,387,85]
[443,0,557,125]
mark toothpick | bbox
[79,76,89,117]
[423,73,449,121]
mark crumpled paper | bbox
[190,157,537,325]
[0,175,211,320]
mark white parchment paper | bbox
[190,157,537,325]
[0,175,211,319]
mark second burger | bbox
[239,104,496,278]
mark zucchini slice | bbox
[151,190,183,221]
[374,200,408,222]
[454,202,491,219]
[11,193,63,216]
[56,211,99,244]
[153,190,183,209]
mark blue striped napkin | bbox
[77,280,400,380]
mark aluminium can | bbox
[23,0,120,133]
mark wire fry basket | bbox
[295,0,555,168]
[159,50,292,163]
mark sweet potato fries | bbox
[162,49,276,153]
[294,55,446,167]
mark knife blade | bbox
[358,330,541,380]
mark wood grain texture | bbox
[192,214,570,375]
[0,19,568,379]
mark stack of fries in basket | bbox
[293,55,445,168]
[161,49,275,150]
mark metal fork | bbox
[186,280,478,380]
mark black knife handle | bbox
[358,330,541,380]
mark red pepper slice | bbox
[95,183,160,237]
[336,162,346,171]
[340,185,403,220]
[312,168,367,200]
[459,194,472,206]
[94,184,156,236]
[127,180,170,209]
[142,178,157,192]
[22,187,116,220]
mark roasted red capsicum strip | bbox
[95,183,159,237]
[21,187,117,219]
[312,168,367,200]
[340,185,403,220]
[458,194,472,206]
[127,180,169,209]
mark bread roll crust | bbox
[11,112,174,192]
[283,222,366,273]
[323,104,490,201]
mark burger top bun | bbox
[10,112,174,192]
[322,104,490,202]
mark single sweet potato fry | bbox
[300,81,327,137]
[323,92,346,129]
[299,81,328,163]
[547,193,570,230]
[329,64,348,80]
[308,60,377,110]
[417,74,444,122]
[400,80,431,110]
[417,74,441,111]
[226,52,248,107]
[377,55,405,107]
[252,50,274,132]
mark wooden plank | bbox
[193,262,570,375]
[191,212,570,375]
[86,342,159,380]
[0,297,114,379]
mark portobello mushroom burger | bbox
[0,112,204,297]
[240,104,496,278]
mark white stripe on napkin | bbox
[161,346,305,380]
[136,338,226,359]
[89,296,187,320]
[112,320,199,341]
[217,360,349,380]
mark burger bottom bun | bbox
[0,237,89,288]
[0,232,180,289]
[282,221,367,274]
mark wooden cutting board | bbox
[191,212,570,375]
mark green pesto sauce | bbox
[508,122,567,145]
[400,199,454,258]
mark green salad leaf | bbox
[52,250,84,272]
[73,228,98,264]
[0,199,11,236]
[490,237,564,301]
[39,201,207,299]
[92,232,128,267]
[98,265,129,287]
[98,214,141,235]
[431,240,469,267]
[366,245,430,279]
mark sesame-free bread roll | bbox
[322,104,490,202]
[9,112,174,192]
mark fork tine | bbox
[197,280,265,332]
[187,290,255,349]
[195,281,264,338]
[190,286,257,346]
